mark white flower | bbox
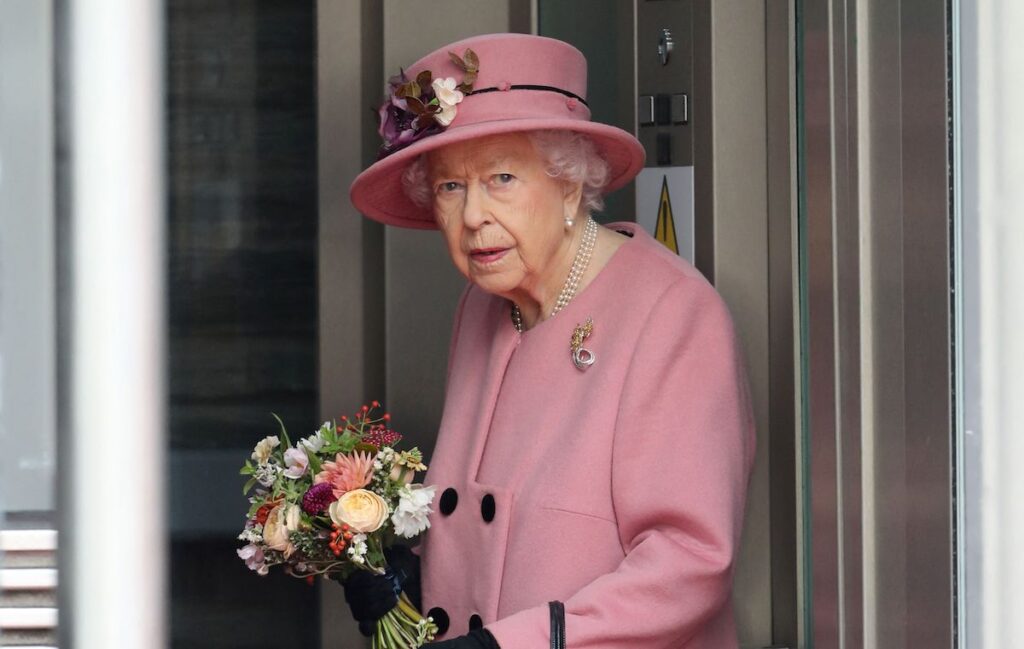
[283,446,309,479]
[237,526,263,544]
[431,77,464,126]
[254,462,282,487]
[251,435,280,464]
[391,484,437,539]
[301,430,325,453]
[347,533,368,564]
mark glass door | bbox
[165,3,320,647]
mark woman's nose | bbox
[461,183,491,229]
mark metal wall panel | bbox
[798,0,954,646]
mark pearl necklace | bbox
[511,217,599,333]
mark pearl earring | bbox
[564,216,575,230]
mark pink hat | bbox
[349,33,646,229]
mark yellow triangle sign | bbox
[655,175,679,254]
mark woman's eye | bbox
[493,173,515,185]
[437,181,462,193]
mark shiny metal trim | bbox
[766,0,799,643]
[798,0,841,644]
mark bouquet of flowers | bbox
[237,402,438,648]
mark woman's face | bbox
[427,132,581,301]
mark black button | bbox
[428,607,450,636]
[469,614,483,631]
[439,488,458,516]
[481,494,496,523]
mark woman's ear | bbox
[562,180,584,220]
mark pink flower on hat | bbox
[432,77,465,126]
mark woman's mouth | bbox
[469,247,509,264]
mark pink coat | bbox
[420,222,756,648]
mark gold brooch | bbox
[570,317,596,371]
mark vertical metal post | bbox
[64,1,167,647]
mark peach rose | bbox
[263,503,300,558]
[329,489,389,534]
[389,465,415,485]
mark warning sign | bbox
[655,176,679,254]
[635,166,694,262]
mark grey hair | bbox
[400,130,611,214]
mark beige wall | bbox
[704,2,775,646]
[382,0,526,455]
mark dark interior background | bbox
[166,2,319,646]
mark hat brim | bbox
[349,117,646,230]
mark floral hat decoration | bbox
[377,49,479,158]
[350,33,646,230]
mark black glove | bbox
[423,628,501,649]
[337,545,421,637]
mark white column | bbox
[68,0,167,647]
[973,1,1024,648]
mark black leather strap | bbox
[548,601,565,649]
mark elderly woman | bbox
[346,34,755,649]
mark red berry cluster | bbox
[329,523,353,557]
[335,401,401,448]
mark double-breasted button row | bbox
[438,487,496,523]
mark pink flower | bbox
[283,446,309,479]
[237,543,268,576]
[315,451,375,498]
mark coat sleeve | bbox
[486,276,756,649]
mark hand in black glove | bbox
[337,545,421,637]
[423,628,501,649]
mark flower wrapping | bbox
[238,403,438,648]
